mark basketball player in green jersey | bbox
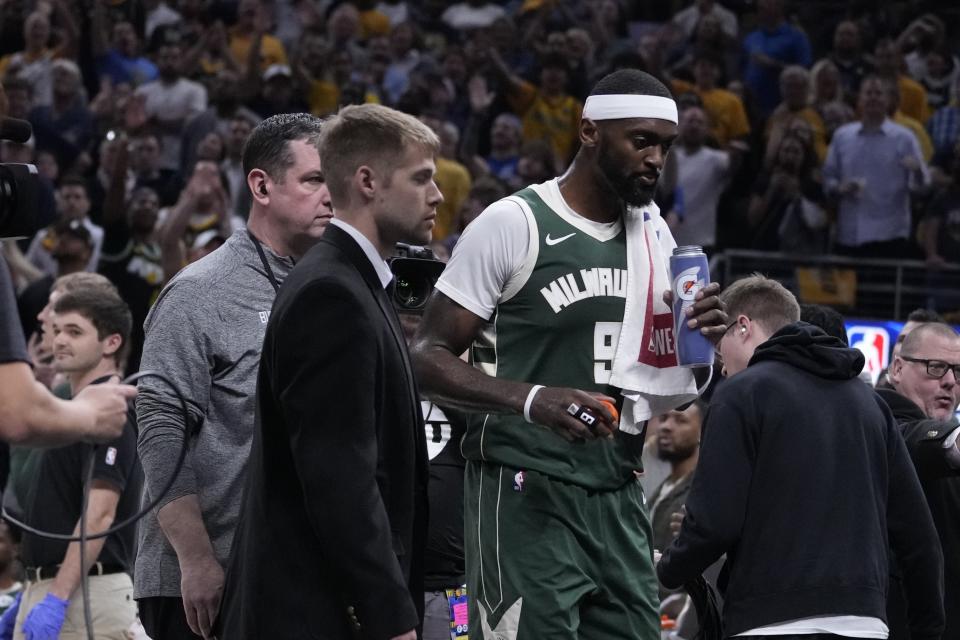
[411,70,728,639]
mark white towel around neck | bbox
[609,204,698,432]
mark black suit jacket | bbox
[217,225,429,639]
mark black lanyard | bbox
[248,230,281,294]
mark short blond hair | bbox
[720,274,800,336]
[319,104,440,207]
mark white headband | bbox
[582,94,678,124]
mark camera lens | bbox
[388,252,445,315]
[394,276,426,310]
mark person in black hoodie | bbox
[879,322,960,640]
[657,274,944,640]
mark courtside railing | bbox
[710,250,960,321]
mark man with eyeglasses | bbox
[876,308,946,390]
[880,321,960,640]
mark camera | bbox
[0,117,46,239]
[388,243,445,314]
[0,163,42,238]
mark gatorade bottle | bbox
[670,246,714,367]
[660,614,677,640]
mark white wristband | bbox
[523,385,544,423]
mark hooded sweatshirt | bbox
[658,322,944,638]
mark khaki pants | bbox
[14,572,136,640]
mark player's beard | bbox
[596,138,659,207]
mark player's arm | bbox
[411,293,615,442]
[412,199,617,440]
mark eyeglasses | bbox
[900,356,960,380]
[714,319,740,362]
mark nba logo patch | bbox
[105,447,117,466]
[513,471,526,492]
[847,325,890,385]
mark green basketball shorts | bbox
[464,461,660,640]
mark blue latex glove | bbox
[0,593,21,640]
[22,593,68,640]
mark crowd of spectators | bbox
[1,2,959,636]
[0,1,954,349]
[1,1,958,293]
[2,0,960,407]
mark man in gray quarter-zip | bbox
[134,113,332,640]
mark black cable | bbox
[2,371,191,639]
[79,443,95,640]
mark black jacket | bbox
[216,225,430,639]
[658,322,944,638]
[877,388,959,640]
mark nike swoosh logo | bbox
[545,232,576,246]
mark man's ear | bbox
[354,165,376,200]
[247,169,270,205]
[890,356,904,385]
[579,118,601,146]
[102,333,123,358]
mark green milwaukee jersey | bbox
[461,184,644,490]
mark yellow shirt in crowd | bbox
[671,79,751,145]
[359,10,391,38]
[228,30,288,71]
[766,105,828,163]
[509,80,582,165]
[893,110,934,162]
[307,80,379,117]
[898,75,931,125]
[432,157,472,241]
